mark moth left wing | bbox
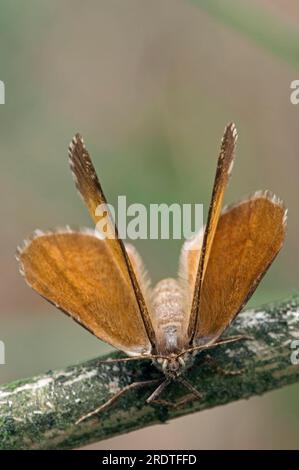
[125,243,152,310]
[17,229,152,356]
[68,134,156,347]
[193,192,287,345]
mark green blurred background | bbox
[1,0,299,449]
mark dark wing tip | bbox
[222,122,238,147]
[218,122,238,176]
[68,133,85,161]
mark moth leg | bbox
[179,377,203,399]
[147,378,203,409]
[76,378,160,425]
[204,354,244,376]
[150,394,199,409]
[146,378,171,403]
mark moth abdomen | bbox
[151,278,188,354]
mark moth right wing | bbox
[184,123,237,340]
[17,229,152,356]
[68,134,156,347]
[193,192,287,345]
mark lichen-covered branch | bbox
[1,296,299,450]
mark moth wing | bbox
[178,227,204,338]
[179,226,204,297]
[125,243,152,309]
[68,134,156,346]
[193,192,287,345]
[187,123,237,339]
[17,229,152,356]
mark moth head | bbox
[154,352,194,378]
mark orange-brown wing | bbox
[193,192,287,346]
[68,134,156,347]
[187,123,237,339]
[125,243,152,308]
[17,229,152,356]
[179,227,204,298]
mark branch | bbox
[1,295,299,449]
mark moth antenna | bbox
[97,354,169,365]
[97,356,152,365]
[178,334,252,357]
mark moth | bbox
[17,123,287,424]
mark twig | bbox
[0,295,299,449]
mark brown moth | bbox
[17,123,287,424]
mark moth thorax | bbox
[151,278,188,355]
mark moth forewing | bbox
[187,123,238,341]
[68,134,156,348]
